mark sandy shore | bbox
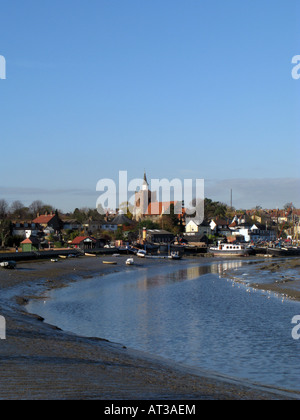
[0,255,298,400]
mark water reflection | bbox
[217,260,243,273]
[135,261,244,291]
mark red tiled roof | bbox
[21,238,32,244]
[33,214,55,224]
[71,236,96,245]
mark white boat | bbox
[136,250,147,258]
[209,242,249,257]
[0,261,16,269]
[126,258,134,265]
[168,251,182,260]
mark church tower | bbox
[133,171,152,221]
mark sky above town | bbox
[0,0,299,212]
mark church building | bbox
[133,172,155,221]
[133,171,184,223]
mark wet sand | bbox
[0,255,297,400]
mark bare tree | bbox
[0,199,8,219]
[29,200,45,217]
[0,219,11,248]
[10,200,26,218]
[284,202,295,211]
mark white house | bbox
[185,219,211,236]
[230,223,276,242]
[232,226,251,242]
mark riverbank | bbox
[0,255,297,400]
[227,257,300,301]
[254,258,300,300]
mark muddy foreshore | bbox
[0,255,298,400]
[246,258,300,301]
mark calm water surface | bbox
[27,260,300,391]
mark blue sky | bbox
[0,0,299,211]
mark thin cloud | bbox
[0,186,96,197]
[205,178,300,209]
[0,178,299,212]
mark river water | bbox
[26,259,300,392]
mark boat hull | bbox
[266,248,300,257]
[137,252,146,258]
[210,249,249,257]
[0,261,16,269]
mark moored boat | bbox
[136,250,147,258]
[168,251,182,260]
[209,242,252,257]
[126,258,134,265]
[266,247,300,257]
[0,261,16,269]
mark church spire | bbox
[143,170,149,188]
[142,171,149,191]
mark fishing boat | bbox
[102,261,117,265]
[209,242,251,257]
[0,261,16,269]
[126,258,134,265]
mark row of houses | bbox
[247,208,300,224]
[10,210,136,251]
[10,200,296,252]
[12,213,123,239]
[185,215,277,243]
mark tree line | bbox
[0,196,239,248]
[0,199,56,220]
